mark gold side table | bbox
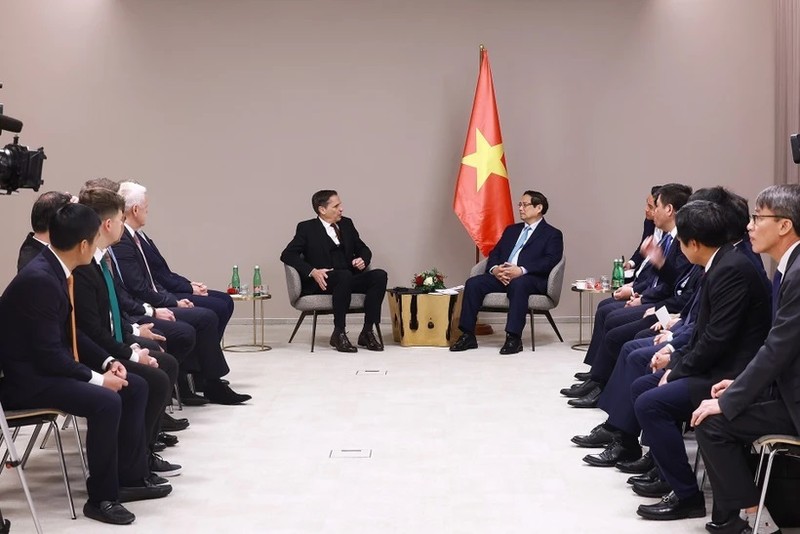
[222,293,272,352]
[571,286,611,351]
[387,289,463,347]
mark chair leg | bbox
[0,408,44,533]
[39,424,53,450]
[50,420,77,519]
[288,312,308,344]
[543,311,564,342]
[173,382,183,411]
[755,448,781,534]
[71,416,89,480]
[529,312,536,351]
[311,311,318,353]
[21,423,44,469]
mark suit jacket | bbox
[111,229,179,308]
[720,244,800,434]
[136,232,193,294]
[0,249,112,397]
[629,218,656,269]
[281,217,373,292]
[666,245,772,406]
[633,232,691,303]
[17,232,46,272]
[644,263,703,313]
[484,219,564,290]
[73,259,139,361]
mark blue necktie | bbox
[772,269,782,321]
[651,233,673,287]
[507,226,531,263]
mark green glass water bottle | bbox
[231,265,241,292]
[612,258,624,289]
[253,266,262,296]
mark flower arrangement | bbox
[412,267,446,292]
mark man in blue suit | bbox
[451,190,564,354]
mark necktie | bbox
[507,226,531,263]
[651,233,673,287]
[332,223,342,244]
[772,269,782,321]
[133,232,159,291]
[67,275,79,361]
[101,255,124,342]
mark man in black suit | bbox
[281,190,388,352]
[625,185,662,274]
[451,190,564,354]
[74,188,184,474]
[16,191,72,271]
[630,200,771,522]
[0,203,170,525]
[692,184,800,533]
[112,181,250,405]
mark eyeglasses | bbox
[750,213,787,224]
[518,202,534,208]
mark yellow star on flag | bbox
[461,128,508,191]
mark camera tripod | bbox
[0,402,44,533]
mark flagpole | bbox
[474,43,493,337]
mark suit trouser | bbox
[590,309,658,385]
[171,307,230,379]
[178,290,234,342]
[459,274,546,336]
[1,374,149,502]
[134,316,197,371]
[120,352,178,448]
[633,372,699,500]
[695,399,796,513]
[310,269,388,331]
[583,298,627,365]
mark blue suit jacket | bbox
[111,229,180,308]
[485,219,564,292]
[137,232,194,294]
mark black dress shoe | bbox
[330,331,358,353]
[705,515,754,533]
[627,466,660,485]
[637,491,706,521]
[358,330,384,351]
[158,432,179,447]
[161,413,189,432]
[499,333,523,355]
[568,385,602,407]
[83,500,135,525]
[583,441,642,467]
[179,390,210,406]
[204,381,252,405]
[153,441,166,452]
[450,332,478,352]
[571,424,620,448]
[561,379,599,398]
[574,371,592,381]
[119,478,173,503]
[616,451,654,473]
[632,478,672,498]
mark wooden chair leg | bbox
[288,312,308,343]
[311,311,318,352]
[543,311,564,342]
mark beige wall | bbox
[0,0,775,322]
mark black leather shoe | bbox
[358,330,384,351]
[499,333,523,355]
[83,500,135,525]
[450,332,478,352]
[330,331,358,353]
[158,432,179,447]
[153,441,166,453]
[571,424,620,448]
[627,466,660,485]
[705,515,754,533]
[568,385,602,407]
[161,413,189,432]
[632,478,672,498]
[119,478,173,503]
[583,441,642,467]
[561,379,599,398]
[637,491,706,521]
[179,390,210,406]
[617,451,654,473]
[574,371,592,381]
[204,381,252,405]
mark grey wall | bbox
[0,0,775,321]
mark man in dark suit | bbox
[692,184,800,533]
[281,189,388,352]
[112,181,250,405]
[451,190,564,354]
[629,200,771,522]
[74,188,184,473]
[16,190,72,271]
[0,203,170,525]
[625,185,662,274]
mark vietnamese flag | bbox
[453,47,514,257]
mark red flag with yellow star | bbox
[453,48,514,257]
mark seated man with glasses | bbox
[451,190,563,354]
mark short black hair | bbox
[311,190,338,215]
[522,190,549,215]
[650,185,662,196]
[676,200,729,248]
[30,191,72,233]
[689,186,749,242]
[49,203,101,251]
[655,183,692,213]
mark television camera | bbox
[0,83,46,194]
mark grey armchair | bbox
[468,255,566,350]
